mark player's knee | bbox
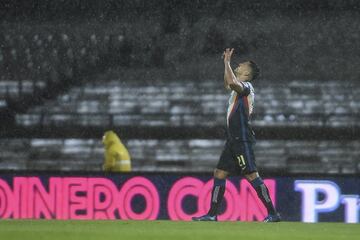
[213,169,228,179]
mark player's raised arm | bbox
[223,71,230,90]
[223,48,245,94]
[223,51,230,90]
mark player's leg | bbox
[192,141,233,221]
[192,169,228,221]
[244,171,281,222]
[233,141,280,222]
[207,168,228,216]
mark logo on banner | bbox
[0,176,276,221]
[295,180,360,223]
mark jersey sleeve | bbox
[239,82,251,96]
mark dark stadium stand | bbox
[0,138,359,174]
[1,2,360,174]
[14,80,360,128]
[0,80,46,108]
[3,69,359,174]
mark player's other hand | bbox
[223,48,234,63]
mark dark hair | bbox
[248,60,260,80]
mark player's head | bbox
[234,60,260,81]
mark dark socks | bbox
[207,178,226,216]
[250,177,277,215]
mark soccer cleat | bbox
[192,214,218,221]
[263,213,281,222]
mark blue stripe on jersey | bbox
[243,141,251,165]
[237,98,252,163]
[238,97,249,141]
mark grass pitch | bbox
[0,220,359,240]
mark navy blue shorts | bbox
[216,139,257,175]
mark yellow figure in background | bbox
[102,130,131,172]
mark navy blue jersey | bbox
[226,81,255,142]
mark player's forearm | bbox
[224,62,235,84]
[224,72,230,89]
[225,64,244,93]
[224,62,243,92]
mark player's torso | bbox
[226,82,255,142]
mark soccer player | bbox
[192,48,281,222]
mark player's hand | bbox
[223,48,234,63]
